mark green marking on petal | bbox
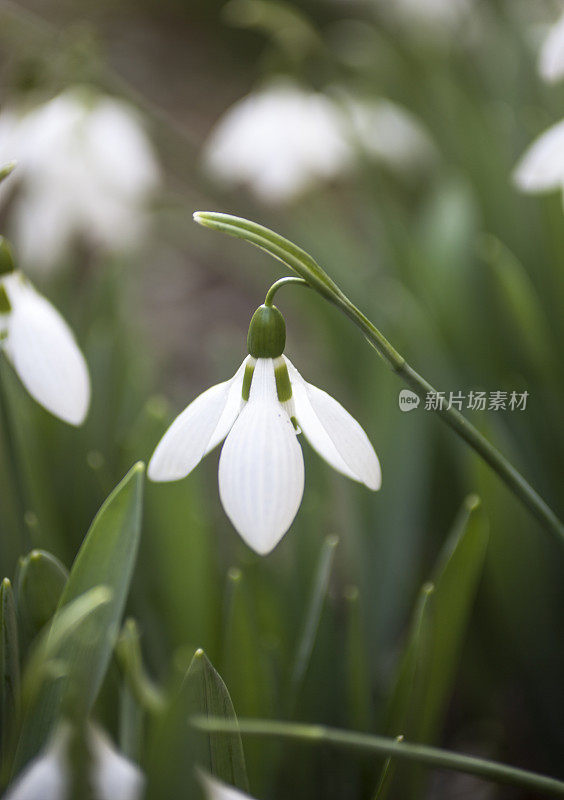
[242,361,255,401]
[274,358,292,403]
[0,238,15,277]
[0,285,11,314]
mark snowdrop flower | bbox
[0,237,90,425]
[377,0,475,32]
[539,12,564,83]
[4,724,144,800]
[202,81,351,203]
[0,88,160,273]
[202,80,436,203]
[149,302,380,554]
[200,772,258,800]
[338,96,437,176]
[513,120,564,196]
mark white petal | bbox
[539,13,564,84]
[92,729,144,800]
[3,729,68,800]
[204,358,250,455]
[285,358,381,491]
[513,120,564,193]
[218,358,304,555]
[4,274,90,425]
[200,773,258,800]
[148,360,246,482]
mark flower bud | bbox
[246,304,286,358]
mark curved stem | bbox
[338,300,564,542]
[192,717,564,798]
[264,276,310,306]
[193,212,564,547]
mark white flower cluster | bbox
[203,80,435,203]
[0,88,160,273]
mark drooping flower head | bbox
[0,236,90,425]
[149,297,380,554]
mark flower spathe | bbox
[149,305,380,554]
[3,725,144,800]
[0,241,90,425]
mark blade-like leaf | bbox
[289,535,338,709]
[0,579,20,748]
[16,550,68,641]
[381,494,488,798]
[344,586,372,732]
[185,649,248,791]
[14,462,144,769]
[12,586,111,778]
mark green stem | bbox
[193,212,564,547]
[192,717,564,798]
[339,301,564,542]
[0,360,30,551]
[264,277,309,307]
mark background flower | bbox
[0,88,161,273]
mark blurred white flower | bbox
[0,88,160,272]
[202,80,436,203]
[200,772,257,800]
[149,304,380,554]
[513,120,564,194]
[377,0,475,31]
[4,725,144,800]
[539,11,564,83]
[0,238,90,425]
[202,81,351,203]
[339,97,437,175]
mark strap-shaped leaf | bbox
[16,550,68,640]
[13,462,144,770]
[380,495,488,799]
[185,649,249,791]
[0,579,20,750]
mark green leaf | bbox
[221,567,273,791]
[116,618,164,715]
[478,234,555,373]
[185,649,249,791]
[16,550,68,640]
[419,494,488,744]
[344,586,372,732]
[382,495,488,798]
[13,586,111,776]
[384,582,435,739]
[0,579,20,748]
[14,462,145,769]
[289,535,338,711]
[145,647,249,800]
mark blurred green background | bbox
[0,0,563,798]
